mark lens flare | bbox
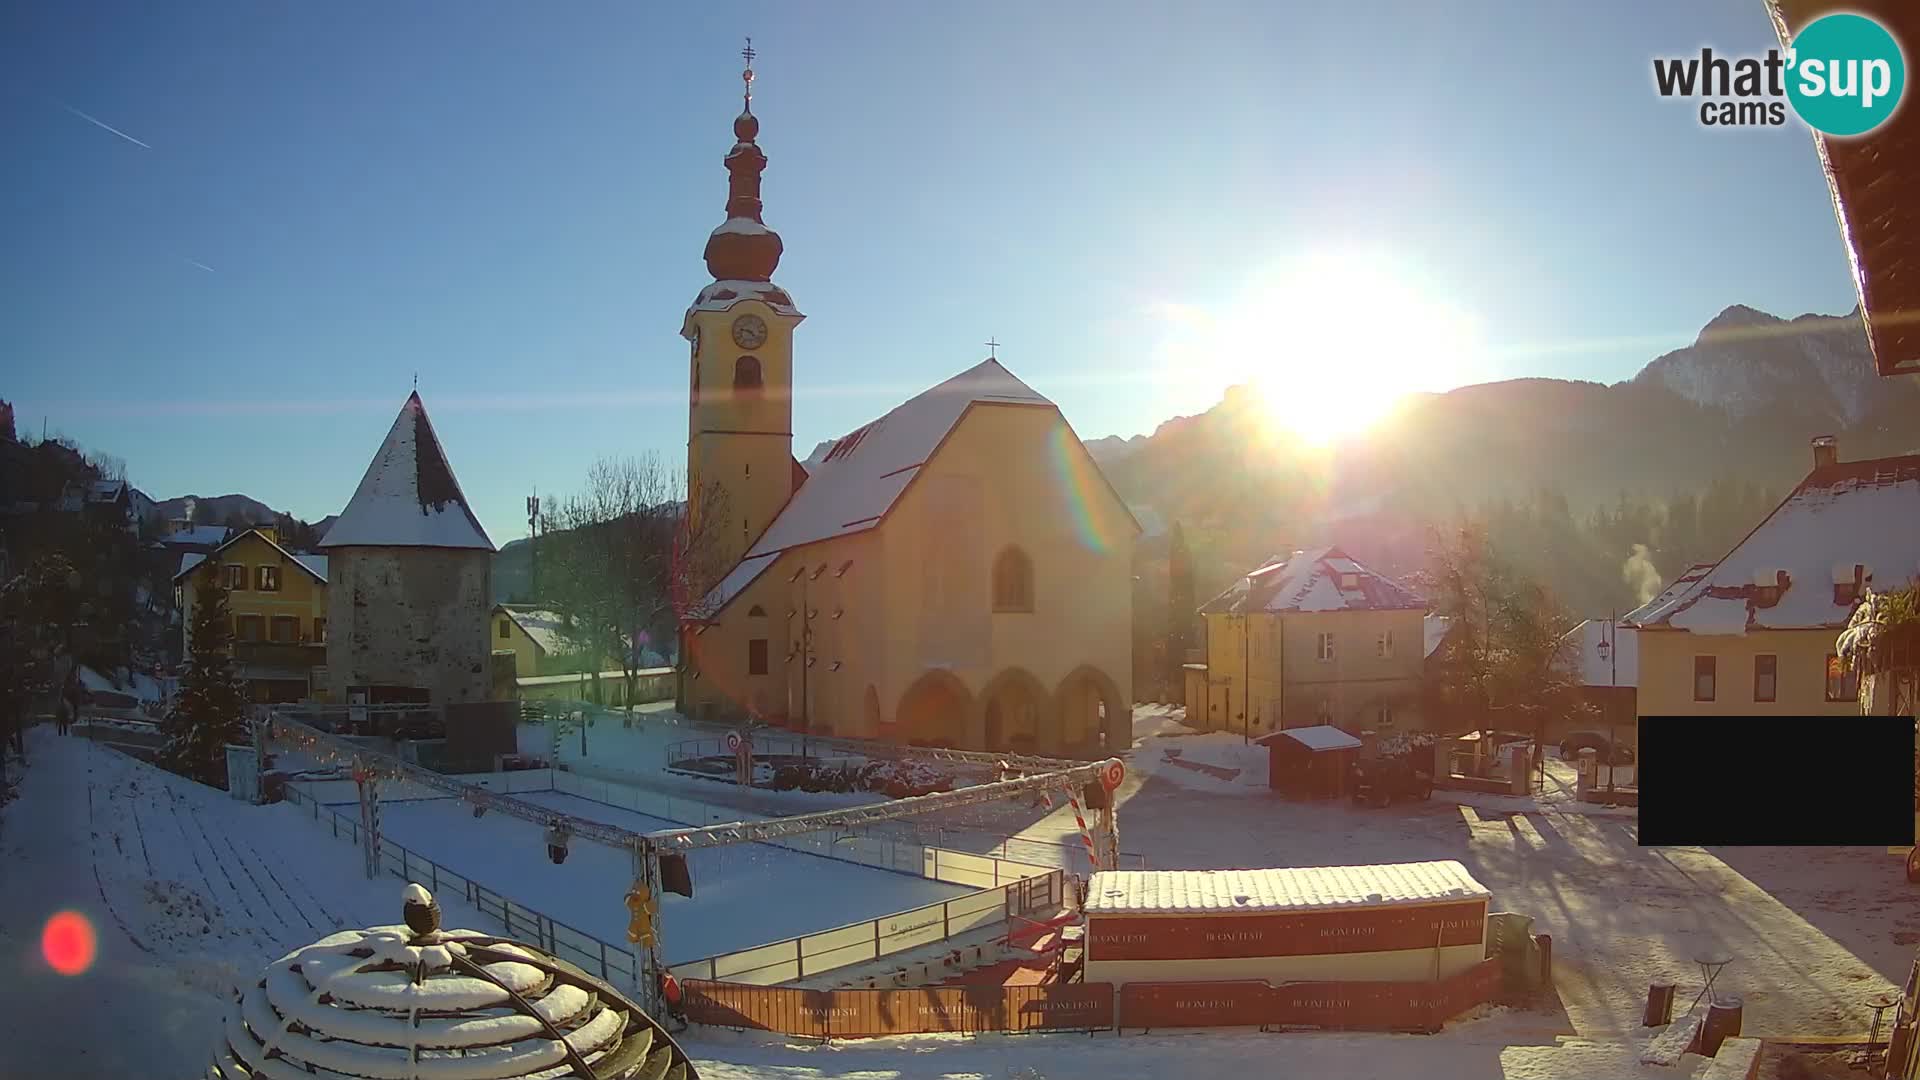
[41,910,97,976]
[1049,424,1118,556]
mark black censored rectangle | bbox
[1638,715,1915,846]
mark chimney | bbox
[1812,435,1838,470]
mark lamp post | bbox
[1240,612,1251,745]
[1597,613,1617,791]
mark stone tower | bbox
[319,392,496,705]
[680,43,805,586]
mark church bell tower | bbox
[682,39,803,583]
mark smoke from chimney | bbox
[1623,544,1662,606]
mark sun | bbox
[1160,252,1484,446]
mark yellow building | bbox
[491,604,600,678]
[1629,437,1920,718]
[1190,547,1433,737]
[676,59,1137,756]
[173,526,329,703]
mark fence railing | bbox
[669,867,1065,986]
[278,782,638,987]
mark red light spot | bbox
[41,911,96,976]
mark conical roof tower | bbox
[321,392,495,551]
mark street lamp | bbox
[1596,614,1618,791]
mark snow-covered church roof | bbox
[1630,452,1920,635]
[319,393,495,552]
[701,359,1068,613]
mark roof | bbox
[173,530,329,584]
[161,525,231,548]
[1199,546,1427,615]
[1255,724,1363,753]
[1562,620,1638,687]
[1629,454,1920,634]
[685,278,802,320]
[701,359,1136,613]
[319,392,495,551]
[1084,860,1491,916]
[1621,563,1715,625]
[1769,1,1920,377]
[496,606,573,656]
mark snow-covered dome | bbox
[209,884,696,1080]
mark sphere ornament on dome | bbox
[208,884,699,1080]
[733,110,758,141]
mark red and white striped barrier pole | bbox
[1066,786,1099,872]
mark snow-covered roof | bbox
[498,606,574,656]
[701,359,1120,614]
[1085,860,1491,916]
[87,479,126,501]
[1630,454,1920,635]
[1562,620,1638,687]
[162,524,231,548]
[1199,547,1427,615]
[1257,724,1363,752]
[711,216,773,238]
[685,278,801,319]
[1622,563,1715,625]
[1423,614,1451,659]
[319,393,495,552]
[172,530,329,583]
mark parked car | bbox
[1560,731,1635,765]
[1350,753,1434,807]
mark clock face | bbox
[731,314,768,349]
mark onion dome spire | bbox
[704,37,785,282]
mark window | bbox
[1377,629,1395,659]
[1826,654,1859,702]
[992,546,1035,613]
[1693,655,1717,702]
[1754,654,1777,703]
[498,618,512,639]
[1836,581,1858,606]
[256,565,281,591]
[224,563,247,590]
[733,356,763,394]
[270,616,299,643]
[315,618,328,643]
[236,615,264,642]
[1316,632,1336,662]
[748,638,768,676]
[748,605,766,617]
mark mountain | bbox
[1085,434,1150,464]
[1095,304,1920,612]
[143,492,280,526]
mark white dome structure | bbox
[209,884,695,1080]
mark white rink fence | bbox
[278,765,1067,991]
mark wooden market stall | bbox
[1083,860,1492,988]
[1256,724,1362,799]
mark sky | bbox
[0,1,1867,544]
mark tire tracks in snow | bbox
[219,831,320,937]
[81,739,155,955]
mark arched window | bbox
[747,604,766,617]
[992,546,1034,613]
[734,356,763,395]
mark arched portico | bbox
[896,669,972,748]
[977,667,1051,754]
[1054,664,1130,759]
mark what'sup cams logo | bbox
[1653,12,1906,136]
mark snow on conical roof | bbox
[209,884,698,1079]
[319,392,495,551]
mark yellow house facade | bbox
[1629,437,1920,718]
[174,526,329,703]
[1191,548,1431,738]
[490,604,610,678]
[676,67,1136,755]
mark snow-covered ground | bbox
[352,789,973,965]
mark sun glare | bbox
[1160,252,1484,446]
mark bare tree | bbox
[539,456,731,719]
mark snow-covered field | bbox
[351,789,973,965]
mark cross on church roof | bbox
[985,337,1000,359]
[741,37,756,103]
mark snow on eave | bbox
[682,279,804,326]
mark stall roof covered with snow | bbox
[700,358,1139,613]
[1256,724,1364,753]
[1200,546,1427,615]
[1085,860,1490,916]
[1629,448,1920,636]
[319,392,494,552]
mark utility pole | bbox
[1607,610,1618,792]
[526,491,541,599]
[1241,612,1251,745]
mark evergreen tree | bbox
[161,574,250,786]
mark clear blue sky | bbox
[1,1,1863,543]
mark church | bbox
[677,49,1137,757]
